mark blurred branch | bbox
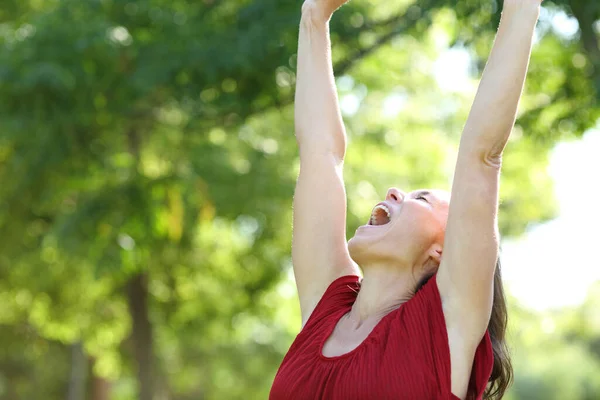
[360,9,413,31]
[236,8,432,121]
[199,0,222,20]
[335,14,428,76]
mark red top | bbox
[270,274,493,400]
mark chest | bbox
[270,327,442,400]
[320,314,378,358]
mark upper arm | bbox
[293,149,359,326]
[437,148,500,339]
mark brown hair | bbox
[484,258,513,399]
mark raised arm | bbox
[293,0,359,327]
[437,0,541,339]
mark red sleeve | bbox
[280,274,360,362]
[301,274,361,332]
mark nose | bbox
[386,188,405,203]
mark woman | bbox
[270,0,541,399]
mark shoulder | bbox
[405,274,493,363]
[301,274,360,330]
[400,274,444,323]
[384,275,449,353]
[391,275,493,399]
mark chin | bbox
[347,237,364,264]
[347,236,381,267]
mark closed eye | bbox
[416,196,429,203]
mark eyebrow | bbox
[414,190,431,198]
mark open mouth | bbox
[368,204,391,226]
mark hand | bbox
[502,0,543,12]
[302,0,351,22]
[499,0,542,23]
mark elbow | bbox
[297,133,346,164]
[458,142,504,171]
[460,132,506,169]
[482,149,503,169]
[461,118,514,169]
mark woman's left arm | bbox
[437,1,541,336]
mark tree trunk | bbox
[88,357,112,400]
[127,272,154,400]
[91,376,112,400]
[67,341,87,400]
[154,363,173,400]
[570,1,600,97]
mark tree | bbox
[0,0,598,399]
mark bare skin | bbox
[291,0,541,398]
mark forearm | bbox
[295,2,346,162]
[461,3,541,162]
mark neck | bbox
[349,262,419,326]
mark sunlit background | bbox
[0,1,599,400]
[341,6,600,311]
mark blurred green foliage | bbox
[0,0,598,399]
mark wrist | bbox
[302,1,332,25]
[501,1,541,22]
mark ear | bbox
[428,243,443,264]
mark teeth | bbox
[370,204,391,225]
[375,205,390,217]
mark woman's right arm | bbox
[293,0,359,327]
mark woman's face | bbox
[348,188,450,269]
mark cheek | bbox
[402,208,432,229]
[399,210,441,241]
